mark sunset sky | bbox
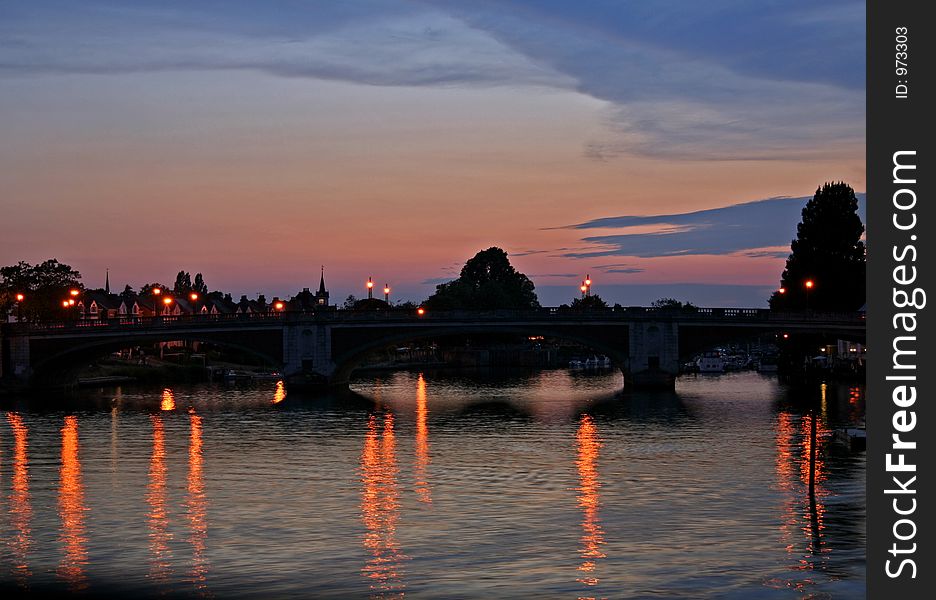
[0,1,865,306]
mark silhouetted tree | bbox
[770,182,865,311]
[173,271,193,295]
[0,259,83,321]
[193,273,208,295]
[424,247,539,310]
[651,297,697,311]
[342,295,358,309]
[570,295,608,310]
[351,298,391,310]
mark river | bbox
[0,369,865,598]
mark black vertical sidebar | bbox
[867,0,934,597]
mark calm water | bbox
[0,370,865,598]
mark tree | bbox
[342,295,358,309]
[193,273,208,295]
[424,247,539,310]
[769,182,865,311]
[569,295,608,310]
[173,271,193,295]
[651,298,697,311]
[0,259,83,322]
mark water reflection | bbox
[6,413,32,586]
[58,415,89,590]
[187,410,210,595]
[148,415,173,583]
[575,414,606,595]
[360,413,406,598]
[161,388,176,412]
[772,398,831,593]
[414,374,432,504]
[272,380,287,404]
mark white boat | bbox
[696,351,725,373]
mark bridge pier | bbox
[624,321,679,390]
[282,323,344,389]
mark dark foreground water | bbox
[0,370,865,598]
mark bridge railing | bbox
[1,305,865,334]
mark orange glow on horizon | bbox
[7,413,33,585]
[58,415,89,591]
[576,414,606,591]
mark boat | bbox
[696,351,725,373]
[833,427,866,451]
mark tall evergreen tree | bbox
[770,182,865,311]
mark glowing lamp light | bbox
[366,279,374,289]
[782,333,789,339]
[384,286,391,295]
[778,287,786,294]
[584,276,592,286]
[580,285,588,293]
[163,297,173,305]
[190,292,199,301]
[417,307,426,316]
[68,299,75,306]
[152,288,162,295]
[62,300,71,308]
[805,280,814,289]
[274,301,285,311]
[15,293,24,302]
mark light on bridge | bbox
[778,287,786,294]
[68,299,75,306]
[274,301,285,311]
[15,293,24,302]
[190,292,199,302]
[163,297,173,305]
[152,288,162,295]
[62,300,70,308]
[417,307,426,316]
[69,289,80,297]
[805,280,814,289]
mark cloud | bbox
[0,1,570,89]
[426,0,865,159]
[557,194,866,259]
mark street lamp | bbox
[14,293,24,322]
[274,301,285,312]
[151,287,162,318]
[69,289,80,297]
[384,284,391,304]
[778,287,786,295]
[584,274,592,296]
[804,279,814,311]
[417,307,426,316]
[190,292,199,316]
[366,277,374,300]
[580,282,588,299]
[163,296,173,316]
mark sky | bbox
[0,1,866,307]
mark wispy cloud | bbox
[556,194,865,259]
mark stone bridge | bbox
[1,307,865,390]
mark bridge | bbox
[0,307,865,391]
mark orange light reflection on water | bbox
[148,415,173,583]
[7,413,32,585]
[161,388,176,411]
[360,413,407,598]
[272,380,287,404]
[575,414,606,595]
[187,410,210,594]
[771,404,830,593]
[414,374,432,504]
[58,415,89,590]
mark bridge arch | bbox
[328,323,629,384]
[28,332,283,388]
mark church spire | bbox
[105,269,110,294]
[318,265,327,294]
